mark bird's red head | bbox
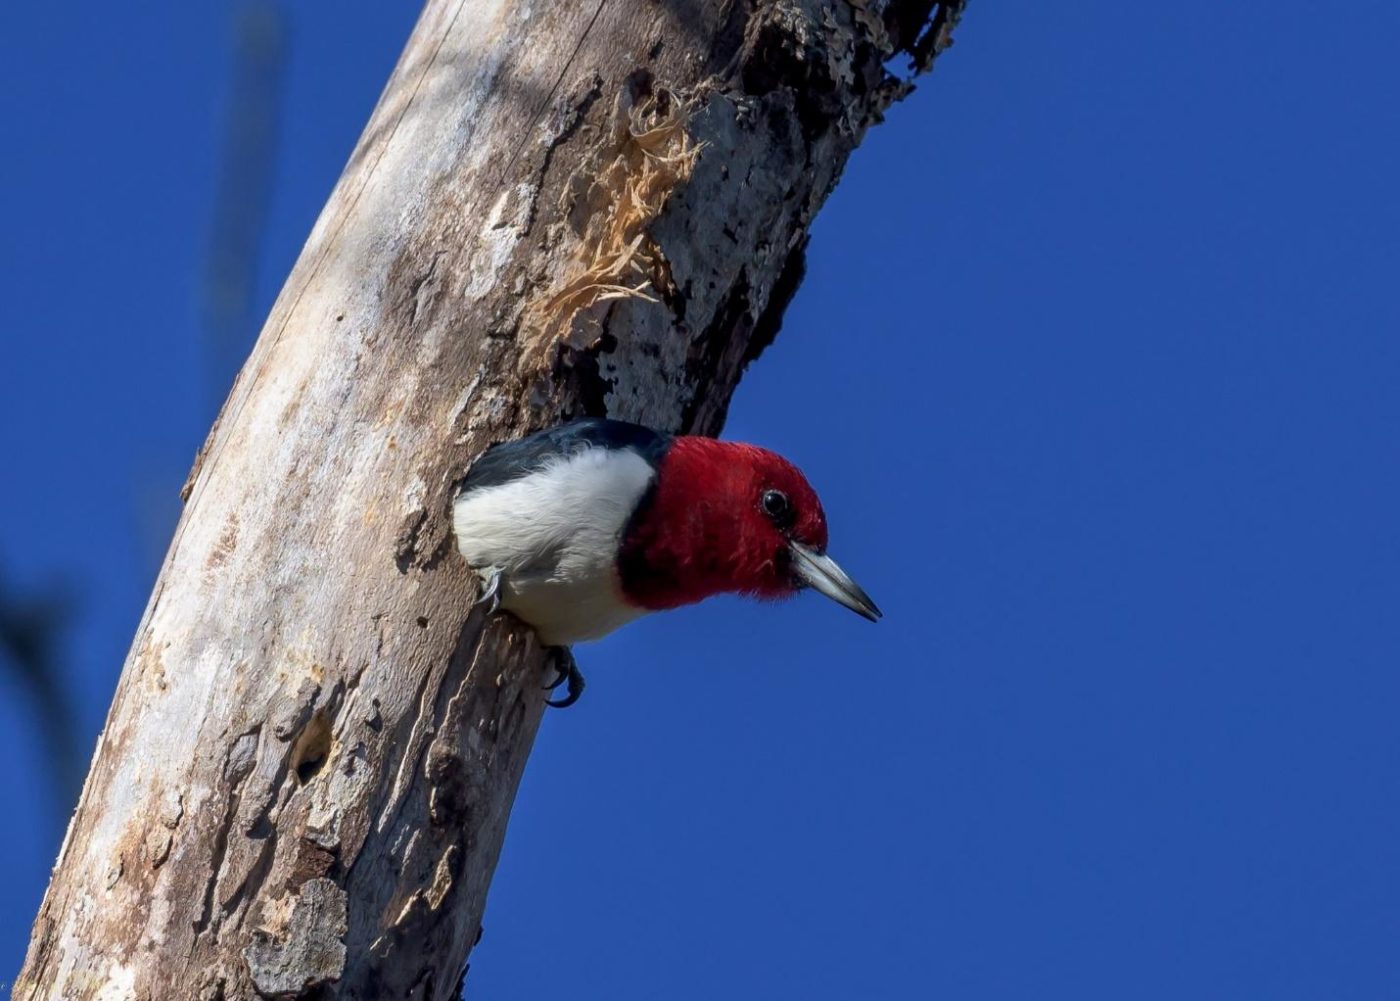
[618,436,879,622]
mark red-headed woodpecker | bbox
[453,418,880,705]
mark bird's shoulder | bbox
[459,418,673,495]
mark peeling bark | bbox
[16,0,966,997]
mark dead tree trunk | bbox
[16,1,964,997]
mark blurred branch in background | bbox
[1,4,291,834]
[200,0,288,420]
[0,570,82,816]
[134,0,290,571]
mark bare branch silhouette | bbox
[201,0,289,418]
[0,571,82,818]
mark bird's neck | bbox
[617,437,786,610]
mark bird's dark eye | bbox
[761,489,793,527]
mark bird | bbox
[453,418,880,707]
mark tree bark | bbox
[16,1,964,997]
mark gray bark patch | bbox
[244,878,348,998]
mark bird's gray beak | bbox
[789,542,882,623]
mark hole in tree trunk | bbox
[291,710,333,783]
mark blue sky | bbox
[2,2,1398,997]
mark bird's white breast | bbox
[452,446,656,644]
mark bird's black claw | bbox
[544,649,585,709]
[542,646,571,690]
[477,568,503,615]
[545,670,584,709]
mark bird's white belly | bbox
[499,569,646,645]
[453,445,656,645]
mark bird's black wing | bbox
[459,418,673,496]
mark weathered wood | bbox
[16,1,965,997]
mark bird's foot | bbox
[544,647,585,709]
[476,567,504,615]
